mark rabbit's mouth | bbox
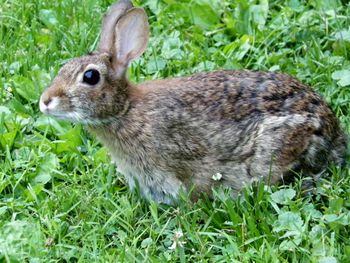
[39,95,79,122]
[39,96,113,125]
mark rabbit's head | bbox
[39,0,149,125]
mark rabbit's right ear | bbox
[99,0,133,54]
[112,8,149,77]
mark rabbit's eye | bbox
[83,69,100,85]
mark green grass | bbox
[1,0,350,262]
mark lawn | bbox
[1,0,350,262]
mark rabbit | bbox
[39,0,347,204]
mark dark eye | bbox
[83,69,100,85]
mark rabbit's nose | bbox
[39,93,52,113]
[40,91,53,106]
[43,96,52,106]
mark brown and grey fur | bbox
[39,0,347,204]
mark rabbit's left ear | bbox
[112,8,149,76]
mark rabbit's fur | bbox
[40,0,347,204]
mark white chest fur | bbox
[96,132,183,204]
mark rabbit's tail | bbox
[328,129,347,167]
[300,128,347,191]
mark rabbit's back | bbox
[143,70,332,120]
[95,70,346,202]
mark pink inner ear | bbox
[114,8,149,65]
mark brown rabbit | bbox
[39,0,346,204]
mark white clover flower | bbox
[212,172,222,181]
[168,230,186,250]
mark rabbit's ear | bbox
[99,0,133,53]
[113,8,149,76]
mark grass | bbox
[1,0,350,262]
